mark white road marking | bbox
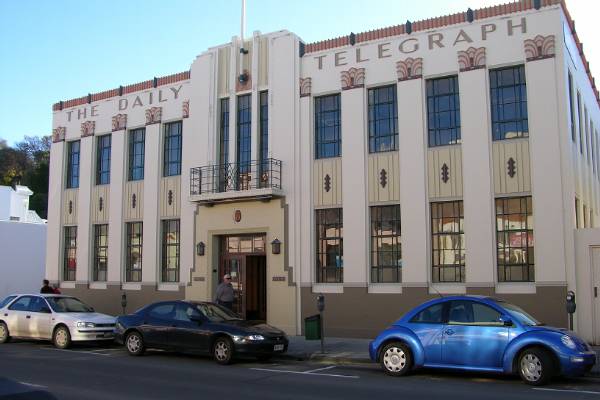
[250,367,359,379]
[533,388,600,396]
[304,365,337,373]
[40,347,112,356]
[18,381,48,389]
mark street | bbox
[1,341,600,399]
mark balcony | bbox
[190,158,283,204]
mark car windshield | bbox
[194,303,242,322]
[0,295,17,309]
[46,297,94,313]
[498,301,542,326]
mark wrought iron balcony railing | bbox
[190,158,282,196]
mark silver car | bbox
[0,294,116,349]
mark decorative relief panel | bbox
[161,176,180,218]
[145,107,162,125]
[124,181,144,221]
[396,57,423,81]
[492,140,531,194]
[52,127,66,143]
[314,158,342,207]
[92,185,109,223]
[63,189,78,225]
[300,77,312,98]
[182,100,190,119]
[112,114,127,132]
[427,147,463,199]
[80,121,95,137]
[368,153,399,203]
[457,47,486,72]
[524,35,555,61]
[340,67,365,90]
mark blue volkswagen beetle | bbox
[369,296,595,385]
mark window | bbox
[490,66,528,140]
[0,295,17,309]
[29,297,50,313]
[126,222,143,282]
[315,94,341,159]
[148,303,176,320]
[431,201,465,283]
[578,92,583,154]
[584,204,589,228]
[128,128,145,181]
[63,226,77,281]
[163,121,182,177]
[259,91,269,182]
[575,197,580,228]
[448,300,503,326]
[93,224,108,282]
[316,208,343,283]
[496,196,534,282]
[162,219,180,282]
[219,98,230,166]
[426,76,461,147]
[8,296,35,311]
[585,107,590,162]
[568,72,576,142]
[96,135,111,185]
[66,140,80,188]
[368,85,398,152]
[410,303,445,324]
[370,205,402,283]
[237,94,252,175]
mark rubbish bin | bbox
[304,314,321,340]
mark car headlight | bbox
[561,335,577,349]
[231,334,265,343]
[246,335,265,341]
[76,322,96,328]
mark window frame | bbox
[236,94,252,174]
[66,140,80,189]
[128,128,145,181]
[447,300,504,327]
[368,85,398,153]
[218,98,230,166]
[125,222,143,282]
[489,65,529,141]
[409,302,447,324]
[568,72,576,142]
[161,219,180,283]
[163,121,183,177]
[426,76,461,147]
[96,134,111,185]
[315,208,343,283]
[314,94,341,159]
[431,200,465,283]
[63,226,77,281]
[370,205,402,283]
[92,224,108,282]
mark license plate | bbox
[274,344,284,351]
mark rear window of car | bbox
[410,303,445,324]
[0,295,17,309]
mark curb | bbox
[274,353,372,365]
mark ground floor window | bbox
[93,224,108,282]
[316,208,343,283]
[162,219,180,282]
[496,196,534,282]
[126,222,143,282]
[431,201,465,283]
[63,226,77,281]
[370,205,402,283]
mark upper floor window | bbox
[577,92,583,154]
[426,76,461,147]
[431,201,464,283]
[259,91,269,163]
[585,107,590,163]
[219,98,230,166]
[370,205,402,283]
[568,72,576,142]
[128,128,145,181]
[237,94,252,173]
[368,85,398,153]
[315,94,341,159]
[66,140,80,189]
[96,135,111,185]
[496,196,534,282]
[490,65,529,140]
[163,121,182,177]
[316,208,343,283]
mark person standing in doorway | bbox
[215,274,234,310]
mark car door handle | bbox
[445,328,454,335]
[3,314,7,317]
[26,315,31,319]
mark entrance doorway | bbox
[219,234,267,320]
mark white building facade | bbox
[45,0,600,340]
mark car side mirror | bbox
[500,316,513,327]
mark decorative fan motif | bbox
[80,121,96,137]
[112,114,127,131]
[145,107,162,125]
[300,78,312,97]
[52,127,66,143]
[396,58,423,81]
[340,67,365,90]
[524,35,555,61]
[457,47,486,72]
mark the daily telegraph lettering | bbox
[314,17,527,69]
[64,85,183,121]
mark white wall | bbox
[0,221,47,298]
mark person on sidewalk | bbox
[215,274,234,310]
[40,280,54,294]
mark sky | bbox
[0,0,598,146]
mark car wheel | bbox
[53,326,71,349]
[213,337,234,365]
[125,331,145,356]
[380,342,412,376]
[0,322,10,343]
[518,347,554,386]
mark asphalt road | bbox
[2,340,600,400]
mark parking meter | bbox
[317,294,325,353]
[121,293,127,315]
[317,294,325,313]
[566,291,576,330]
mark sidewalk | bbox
[278,336,600,377]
